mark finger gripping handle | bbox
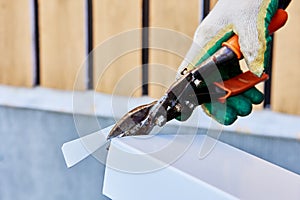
[222,9,288,59]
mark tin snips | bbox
[107,8,288,141]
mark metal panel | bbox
[103,134,300,199]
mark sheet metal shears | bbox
[108,8,289,141]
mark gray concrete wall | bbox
[1,105,299,200]
[220,131,300,175]
[0,106,113,200]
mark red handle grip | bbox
[215,72,269,103]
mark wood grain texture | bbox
[272,1,300,115]
[210,0,218,10]
[149,0,199,98]
[93,0,142,96]
[39,0,86,90]
[0,0,34,87]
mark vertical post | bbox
[142,0,149,96]
[202,0,210,19]
[87,0,93,89]
[263,35,274,108]
[33,0,40,86]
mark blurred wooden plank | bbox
[0,0,33,87]
[272,1,300,115]
[39,0,86,90]
[210,0,218,10]
[93,0,142,96]
[149,0,199,98]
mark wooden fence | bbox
[0,0,299,115]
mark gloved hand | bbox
[201,58,265,125]
[177,0,279,125]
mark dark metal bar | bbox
[33,0,40,86]
[264,35,274,108]
[202,0,210,19]
[142,0,149,95]
[87,0,94,89]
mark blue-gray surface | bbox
[0,105,300,200]
[0,106,114,200]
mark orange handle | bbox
[222,9,288,59]
[214,71,269,103]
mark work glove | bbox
[177,0,279,125]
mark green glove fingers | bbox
[202,87,265,125]
[242,87,265,105]
[226,95,252,117]
[203,95,252,125]
[202,102,237,126]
